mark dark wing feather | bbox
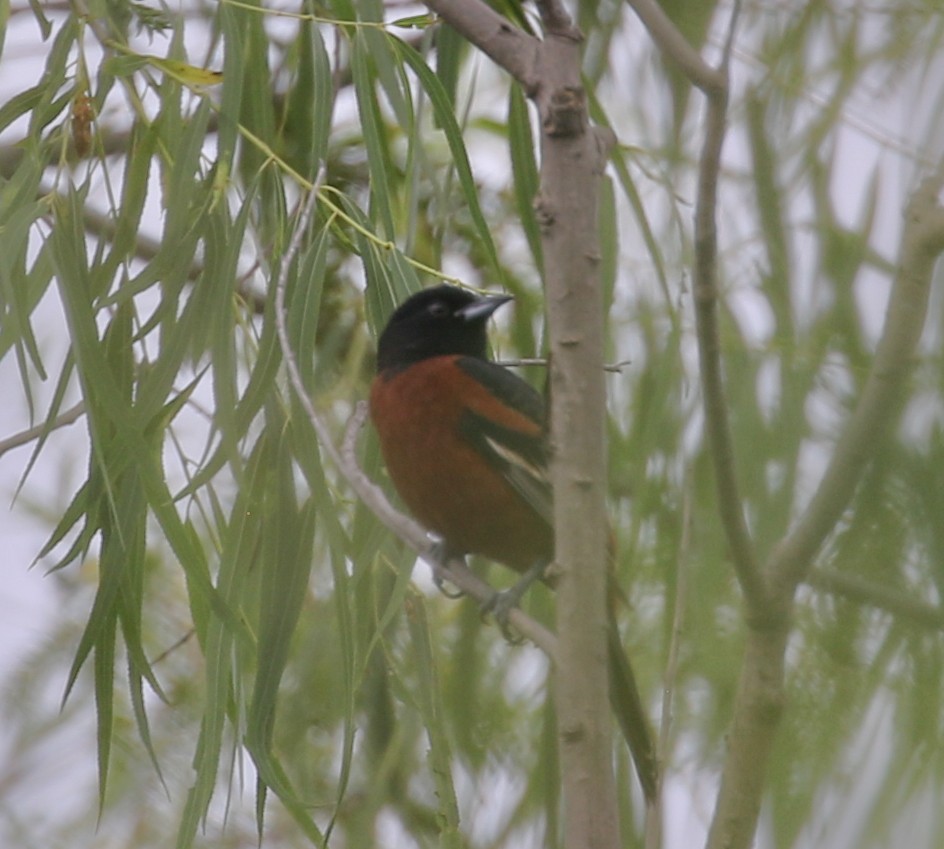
[455,357,553,526]
[455,356,546,425]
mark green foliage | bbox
[1,2,943,848]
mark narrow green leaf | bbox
[391,36,502,279]
[245,424,321,842]
[15,347,76,498]
[203,214,241,470]
[248,426,311,747]
[177,435,268,849]
[391,13,437,30]
[28,16,77,137]
[434,23,463,115]
[26,0,51,39]
[286,225,330,388]
[333,191,411,336]
[215,0,248,171]
[45,199,232,728]
[351,32,397,238]
[127,653,167,791]
[403,592,461,848]
[97,121,158,288]
[508,84,543,274]
[283,19,334,176]
[586,87,672,310]
[160,98,214,253]
[35,477,92,566]
[0,152,49,399]
[93,606,117,812]
[0,84,44,134]
[288,396,348,558]
[101,53,151,79]
[363,24,412,130]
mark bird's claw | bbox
[429,542,466,599]
[481,558,548,643]
[432,568,465,599]
[481,587,526,644]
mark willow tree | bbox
[2,2,944,848]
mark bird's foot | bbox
[428,541,466,599]
[482,589,525,643]
[482,559,548,642]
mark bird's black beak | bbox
[456,293,513,322]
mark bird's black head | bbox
[376,285,512,373]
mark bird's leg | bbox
[427,540,466,599]
[484,558,549,638]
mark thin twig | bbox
[806,568,944,631]
[0,401,86,459]
[151,628,196,665]
[624,0,726,93]
[497,357,631,374]
[687,4,764,611]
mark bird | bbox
[369,283,658,803]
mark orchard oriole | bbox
[370,284,657,802]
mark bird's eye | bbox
[427,301,449,318]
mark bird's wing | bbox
[454,357,553,527]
